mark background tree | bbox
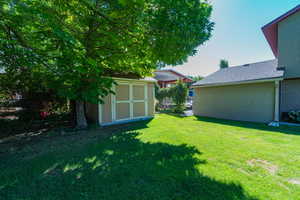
[191,76,204,82]
[0,0,214,128]
[219,59,229,69]
[169,80,188,113]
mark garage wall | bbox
[193,82,275,123]
[280,79,300,113]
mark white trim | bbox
[192,78,283,88]
[113,77,157,83]
[111,85,116,121]
[129,84,133,118]
[145,84,148,116]
[101,116,153,126]
[131,100,145,103]
[152,85,155,100]
[98,101,102,125]
[115,117,132,122]
[117,82,132,86]
[274,80,280,122]
[116,100,131,103]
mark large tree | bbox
[0,0,214,128]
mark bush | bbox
[288,110,300,123]
[169,80,188,113]
[155,85,172,110]
[155,80,188,113]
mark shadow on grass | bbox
[1,131,258,200]
[195,116,300,136]
[0,113,71,139]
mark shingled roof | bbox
[193,59,284,87]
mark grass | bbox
[1,114,300,200]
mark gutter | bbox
[191,77,283,88]
[113,77,157,83]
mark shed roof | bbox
[113,77,157,82]
[193,59,284,87]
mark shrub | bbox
[155,86,172,110]
[169,80,188,113]
[288,110,300,123]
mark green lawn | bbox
[1,114,300,200]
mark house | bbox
[85,77,156,126]
[154,69,193,88]
[192,5,300,123]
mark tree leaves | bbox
[0,0,213,104]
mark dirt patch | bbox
[247,159,278,175]
[288,178,300,185]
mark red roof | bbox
[262,5,300,57]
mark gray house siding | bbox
[278,11,300,79]
[193,82,275,123]
[280,79,300,114]
[277,10,300,117]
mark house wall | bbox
[280,79,300,113]
[193,82,275,123]
[278,11,300,78]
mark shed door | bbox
[115,84,131,121]
[113,83,148,122]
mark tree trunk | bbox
[70,100,76,127]
[76,100,88,129]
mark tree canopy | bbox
[0,0,214,127]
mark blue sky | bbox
[165,0,300,77]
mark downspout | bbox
[274,80,280,122]
[269,80,280,127]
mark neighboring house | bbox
[154,69,194,107]
[85,77,156,126]
[192,5,300,123]
[154,69,193,88]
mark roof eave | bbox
[262,25,279,57]
[262,5,300,58]
[191,77,283,88]
[113,77,157,83]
